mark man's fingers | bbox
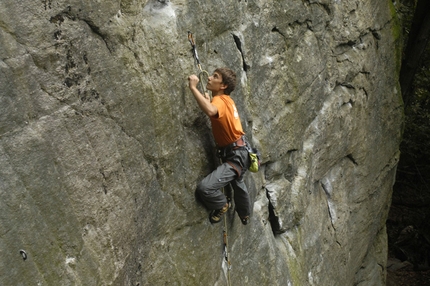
[188,74,199,81]
[188,75,199,88]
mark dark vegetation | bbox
[387,0,430,284]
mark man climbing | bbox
[188,67,251,225]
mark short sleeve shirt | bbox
[210,95,245,147]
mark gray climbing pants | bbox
[196,147,251,218]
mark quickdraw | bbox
[187,31,209,96]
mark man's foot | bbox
[240,216,250,225]
[209,203,229,224]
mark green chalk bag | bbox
[248,148,261,173]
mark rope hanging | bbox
[187,32,232,285]
[222,185,232,286]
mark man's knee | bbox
[196,180,207,196]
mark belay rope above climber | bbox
[187,31,209,97]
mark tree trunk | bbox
[399,0,430,106]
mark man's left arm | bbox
[188,75,218,117]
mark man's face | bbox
[207,72,226,92]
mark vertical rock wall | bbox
[0,0,403,285]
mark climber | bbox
[188,67,251,225]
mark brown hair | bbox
[215,67,236,95]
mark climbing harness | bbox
[187,31,209,96]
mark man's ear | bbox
[220,83,227,90]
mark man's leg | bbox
[196,163,237,211]
[231,178,251,220]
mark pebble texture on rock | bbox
[0,0,403,285]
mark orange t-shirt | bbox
[210,95,245,147]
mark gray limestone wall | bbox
[0,0,403,285]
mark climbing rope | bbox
[188,32,232,285]
[219,157,233,285]
[222,185,232,286]
[187,31,209,97]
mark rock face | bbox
[0,0,403,285]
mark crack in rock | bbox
[232,33,250,72]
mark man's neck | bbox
[211,90,227,97]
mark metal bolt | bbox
[19,250,27,261]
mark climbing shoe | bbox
[240,216,250,225]
[209,203,229,224]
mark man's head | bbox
[214,67,236,95]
